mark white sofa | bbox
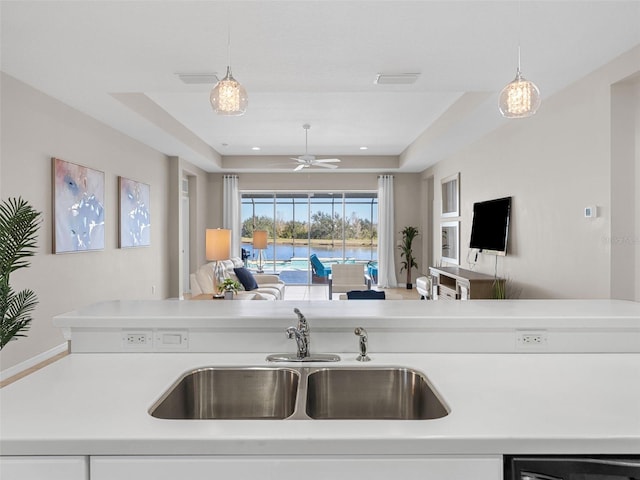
[190,257,286,300]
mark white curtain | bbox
[223,175,241,258]
[377,175,397,288]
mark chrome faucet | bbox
[287,308,310,359]
[354,327,371,362]
[266,308,340,362]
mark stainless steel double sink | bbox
[149,366,449,420]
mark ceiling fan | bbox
[291,124,341,171]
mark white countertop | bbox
[55,299,640,327]
[2,352,639,456]
[54,299,640,354]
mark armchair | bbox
[329,263,369,299]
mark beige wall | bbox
[0,74,173,369]
[421,47,639,299]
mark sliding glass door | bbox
[241,192,377,284]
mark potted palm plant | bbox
[398,226,419,289]
[1,197,41,349]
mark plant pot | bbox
[224,291,234,300]
[406,283,412,290]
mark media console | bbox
[429,266,502,300]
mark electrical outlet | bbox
[122,331,152,349]
[516,330,548,350]
[126,333,148,345]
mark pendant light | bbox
[210,27,247,116]
[498,2,540,118]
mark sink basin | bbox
[150,366,448,420]
[305,367,449,420]
[150,367,300,419]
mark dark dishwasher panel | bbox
[504,456,640,480]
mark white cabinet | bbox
[91,455,502,480]
[0,456,88,480]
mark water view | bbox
[241,243,377,285]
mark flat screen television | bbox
[469,196,512,256]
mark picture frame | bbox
[441,221,460,265]
[52,157,105,253]
[441,172,460,218]
[118,176,151,248]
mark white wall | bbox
[0,74,172,369]
[421,46,639,299]
[611,77,639,301]
[636,81,640,302]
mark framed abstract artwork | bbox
[441,173,460,218]
[118,176,151,248]
[441,221,460,265]
[52,157,105,253]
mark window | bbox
[241,192,378,284]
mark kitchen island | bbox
[1,299,639,479]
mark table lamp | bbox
[206,228,231,297]
[252,230,268,273]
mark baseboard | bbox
[0,342,69,383]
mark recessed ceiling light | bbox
[221,143,229,147]
[359,146,368,150]
[374,73,420,85]
[251,147,261,151]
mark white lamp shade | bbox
[252,230,268,249]
[499,71,541,118]
[206,228,231,261]
[210,67,248,116]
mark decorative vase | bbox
[224,290,234,300]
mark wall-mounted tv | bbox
[469,196,512,256]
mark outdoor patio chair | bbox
[310,254,331,278]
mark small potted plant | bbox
[218,278,241,300]
[398,225,419,290]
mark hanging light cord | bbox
[227,26,231,69]
[516,0,522,76]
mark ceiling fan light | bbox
[210,66,248,116]
[499,70,541,118]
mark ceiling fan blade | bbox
[313,158,341,163]
[290,157,304,162]
[314,162,338,169]
[293,164,306,171]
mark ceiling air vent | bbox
[176,73,219,85]
[374,73,420,85]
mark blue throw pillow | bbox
[234,267,258,291]
[347,290,385,300]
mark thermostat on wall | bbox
[584,206,597,218]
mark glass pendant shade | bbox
[210,66,248,116]
[499,69,541,118]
